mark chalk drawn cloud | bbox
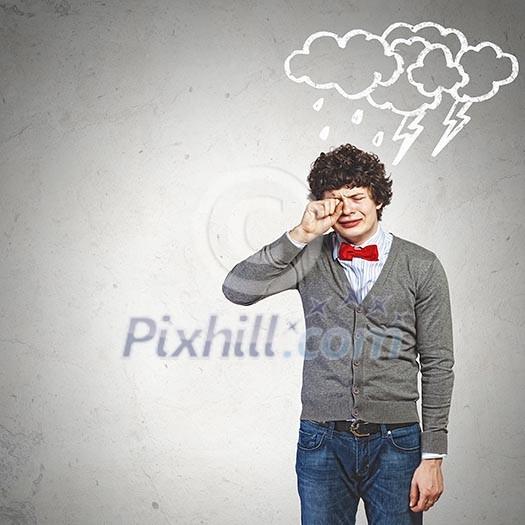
[284,30,403,100]
[407,45,468,97]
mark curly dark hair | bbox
[307,143,393,221]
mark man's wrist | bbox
[285,230,308,248]
[288,226,315,245]
[420,458,443,470]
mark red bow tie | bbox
[338,243,379,261]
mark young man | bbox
[222,143,454,524]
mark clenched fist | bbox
[289,197,344,244]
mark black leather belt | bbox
[316,420,418,437]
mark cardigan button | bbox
[356,305,363,313]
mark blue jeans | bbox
[295,419,423,525]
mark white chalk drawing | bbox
[372,131,384,147]
[319,125,330,140]
[284,22,519,164]
[351,109,364,124]
[313,97,324,111]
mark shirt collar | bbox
[332,223,386,261]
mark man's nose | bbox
[341,196,355,215]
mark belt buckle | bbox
[350,420,370,437]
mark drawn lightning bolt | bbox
[392,112,427,165]
[432,100,473,157]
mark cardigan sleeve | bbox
[415,256,455,455]
[222,231,308,306]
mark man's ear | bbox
[376,202,383,210]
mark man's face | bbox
[322,185,383,246]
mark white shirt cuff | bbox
[285,230,308,248]
[421,452,447,460]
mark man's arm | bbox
[221,231,307,306]
[222,197,344,306]
[409,256,454,513]
[415,256,455,455]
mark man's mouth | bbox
[339,218,362,228]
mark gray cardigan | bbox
[222,230,455,455]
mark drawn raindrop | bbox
[372,131,384,147]
[319,125,330,140]
[351,109,364,125]
[313,97,324,111]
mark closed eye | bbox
[334,195,366,200]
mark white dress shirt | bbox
[330,223,393,304]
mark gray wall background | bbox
[1,1,524,524]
